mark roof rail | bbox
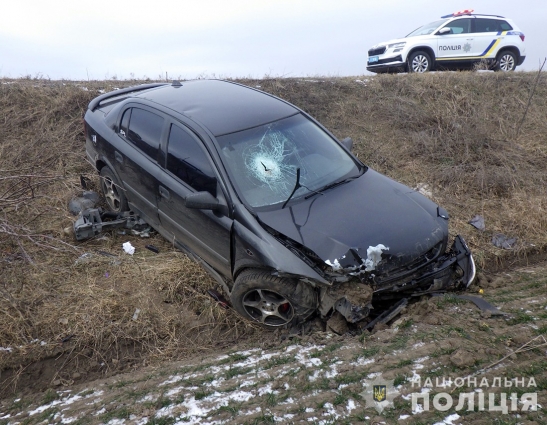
[441,12,505,18]
[88,83,169,111]
[475,14,505,18]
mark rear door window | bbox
[166,124,217,196]
[474,18,513,33]
[126,108,164,160]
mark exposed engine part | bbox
[73,208,148,241]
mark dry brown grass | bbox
[246,72,547,267]
[1,72,546,396]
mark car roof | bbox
[134,79,298,137]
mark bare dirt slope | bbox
[0,73,546,422]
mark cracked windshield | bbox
[218,114,361,208]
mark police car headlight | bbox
[387,42,406,49]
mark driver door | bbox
[157,122,232,276]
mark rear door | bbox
[114,106,165,227]
[473,18,513,59]
[157,122,232,276]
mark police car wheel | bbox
[495,51,517,72]
[408,51,432,73]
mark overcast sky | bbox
[1,0,545,80]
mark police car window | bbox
[127,108,164,160]
[475,18,512,33]
[166,124,217,196]
[442,18,471,34]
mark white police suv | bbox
[367,10,526,73]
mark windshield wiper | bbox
[282,168,302,209]
[282,168,323,209]
[304,175,359,199]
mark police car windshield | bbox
[406,19,446,37]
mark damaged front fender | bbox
[232,204,330,286]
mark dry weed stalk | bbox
[515,58,546,139]
[454,334,547,392]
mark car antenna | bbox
[171,80,182,87]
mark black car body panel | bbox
[255,169,446,264]
[83,79,476,328]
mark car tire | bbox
[230,269,317,329]
[408,51,432,73]
[494,50,517,72]
[99,166,128,213]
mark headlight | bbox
[387,42,406,49]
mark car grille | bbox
[374,242,444,287]
[368,46,386,56]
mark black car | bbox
[83,80,475,329]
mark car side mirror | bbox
[185,191,219,210]
[341,137,353,152]
[437,27,451,35]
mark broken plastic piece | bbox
[61,334,75,343]
[468,215,485,231]
[75,252,93,264]
[132,227,151,238]
[492,233,517,249]
[207,289,230,309]
[432,293,506,316]
[363,298,408,331]
[132,308,141,321]
[122,242,135,255]
[145,244,159,253]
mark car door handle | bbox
[159,185,170,200]
[115,151,123,164]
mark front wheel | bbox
[407,51,432,73]
[494,51,517,72]
[230,269,317,329]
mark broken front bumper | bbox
[319,235,476,323]
[374,235,476,296]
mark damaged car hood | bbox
[256,169,447,269]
